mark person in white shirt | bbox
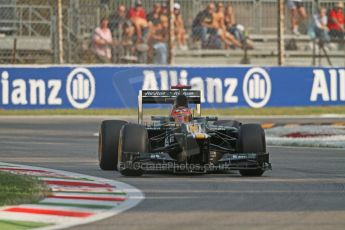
[287,0,307,35]
[312,7,330,43]
[92,17,115,63]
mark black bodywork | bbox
[120,88,271,174]
[128,117,271,173]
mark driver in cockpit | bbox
[170,94,192,123]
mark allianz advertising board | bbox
[0,66,344,109]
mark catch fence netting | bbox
[0,0,344,66]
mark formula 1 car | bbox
[98,85,271,177]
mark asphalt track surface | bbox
[0,116,345,230]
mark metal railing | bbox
[0,4,53,37]
[0,0,344,65]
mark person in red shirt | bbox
[128,0,146,20]
[327,1,344,40]
[127,0,148,44]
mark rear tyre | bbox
[214,120,241,129]
[118,124,148,177]
[98,120,127,170]
[237,124,266,177]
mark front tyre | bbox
[237,124,266,177]
[118,124,148,177]
[98,120,127,170]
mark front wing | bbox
[119,152,272,173]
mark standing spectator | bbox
[149,17,168,64]
[328,1,344,42]
[287,0,307,35]
[192,3,215,46]
[174,3,188,50]
[92,17,114,63]
[311,7,330,44]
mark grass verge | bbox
[0,106,345,116]
[0,171,50,206]
[0,220,51,230]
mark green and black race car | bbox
[98,85,271,177]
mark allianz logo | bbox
[242,68,271,108]
[0,67,95,109]
[142,67,271,108]
[310,69,345,102]
[66,68,96,109]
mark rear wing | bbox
[138,90,201,124]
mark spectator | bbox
[224,5,254,49]
[149,17,168,64]
[161,2,168,17]
[287,0,307,35]
[311,7,330,44]
[224,4,235,29]
[109,5,136,63]
[160,7,169,30]
[174,3,188,50]
[128,0,148,44]
[212,2,242,48]
[118,21,136,47]
[192,3,215,46]
[147,3,161,23]
[92,17,114,63]
[108,4,127,34]
[327,1,344,42]
[128,0,146,20]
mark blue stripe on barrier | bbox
[0,66,344,109]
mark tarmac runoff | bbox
[0,117,344,230]
[0,162,144,230]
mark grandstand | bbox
[0,0,344,65]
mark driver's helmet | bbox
[170,106,192,123]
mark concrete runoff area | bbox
[0,116,344,230]
[266,124,345,148]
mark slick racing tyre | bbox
[98,120,127,170]
[118,124,148,177]
[237,124,266,177]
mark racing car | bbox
[98,85,271,177]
